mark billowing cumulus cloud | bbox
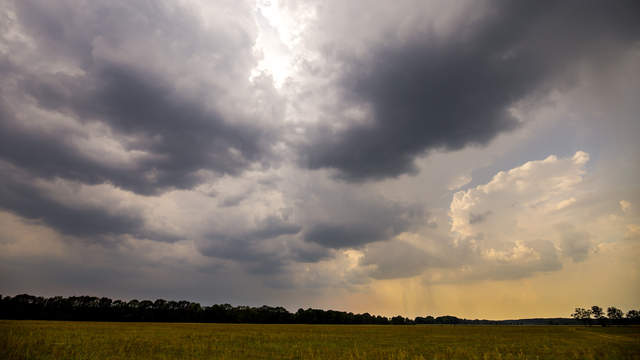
[446,152,591,279]
[354,151,603,283]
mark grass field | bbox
[1,320,639,359]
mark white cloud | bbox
[451,151,589,237]
[447,151,592,277]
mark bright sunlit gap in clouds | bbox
[250,0,314,88]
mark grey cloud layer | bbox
[0,161,181,242]
[196,189,423,274]
[300,1,640,180]
[304,203,421,249]
[1,0,278,195]
[292,180,425,249]
[0,0,285,248]
[360,240,451,280]
[200,215,303,274]
[0,163,143,239]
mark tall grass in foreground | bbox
[1,320,639,359]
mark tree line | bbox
[0,294,438,324]
[571,305,640,326]
[2,294,639,325]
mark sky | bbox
[0,0,639,320]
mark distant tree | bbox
[7,293,637,326]
[435,315,462,324]
[627,309,640,322]
[591,306,603,319]
[591,305,606,325]
[99,297,112,308]
[414,315,435,324]
[607,307,624,324]
[571,307,592,325]
[138,300,154,321]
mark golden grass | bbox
[1,320,639,359]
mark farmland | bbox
[1,320,639,359]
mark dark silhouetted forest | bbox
[2,294,638,325]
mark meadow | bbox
[1,320,639,360]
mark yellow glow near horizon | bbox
[325,237,639,320]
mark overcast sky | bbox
[1,0,639,319]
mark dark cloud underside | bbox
[0,0,276,195]
[303,202,422,249]
[0,163,164,240]
[199,215,303,273]
[0,0,277,244]
[16,64,271,194]
[301,0,640,181]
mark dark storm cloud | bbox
[0,0,277,195]
[301,0,640,181]
[1,60,273,196]
[303,203,422,249]
[251,216,303,240]
[200,216,302,273]
[304,224,386,249]
[45,64,268,194]
[0,162,174,241]
[288,241,332,263]
[303,192,425,249]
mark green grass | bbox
[1,320,639,359]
